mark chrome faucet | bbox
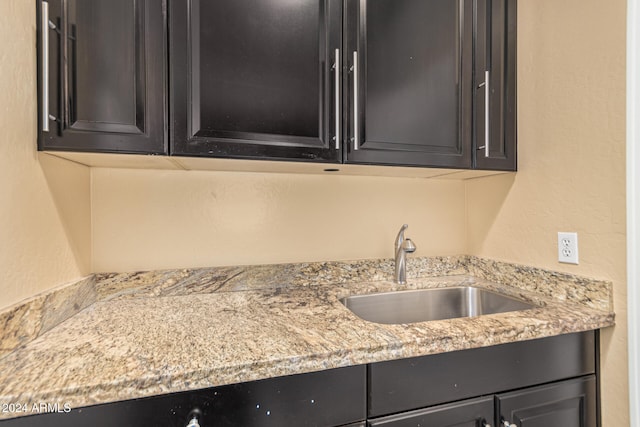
[394,224,416,284]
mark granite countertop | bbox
[0,256,615,420]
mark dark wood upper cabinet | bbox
[474,0,517,170]
[37,0,516,171]
[169,0,342,163]
[170,0,515,169]
[37,0,167,154]
[344,0,473,168]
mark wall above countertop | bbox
[88,166,474,273]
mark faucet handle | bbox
[402,238,416,253]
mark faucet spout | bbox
[394,224,416,284]
[395,224,409,254]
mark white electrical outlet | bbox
[558,232,579,264]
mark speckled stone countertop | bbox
[0,256,614,420]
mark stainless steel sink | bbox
[340,286,535,324]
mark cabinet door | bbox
[170,0,342,163]
[344,0,473,168]
[497,376,597,427]
[474,0,517,170]
[37,0,167,154]
[368,397,493,427]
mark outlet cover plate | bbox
[558,232,579,264]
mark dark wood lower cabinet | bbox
[367,376,597,427]
[498,376,597,427]
[0,366,367,427]
[367,331,596,418]
[366,331,598,427]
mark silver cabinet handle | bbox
[478,70,490,157]
[41,1,51,132]
[484,70,490,157]
[352,51,359,150]
[333,48,340,150]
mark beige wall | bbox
[467,0,628,424]
[0,0,90,311]
[91,168,466,272]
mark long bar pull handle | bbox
[478,70,490,157]
[41,1,51,132]
[352,51,359,150]
[484,70,490,157]
[333,48,340,150]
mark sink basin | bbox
[340,286,535,324]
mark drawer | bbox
[368,396,493,427]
